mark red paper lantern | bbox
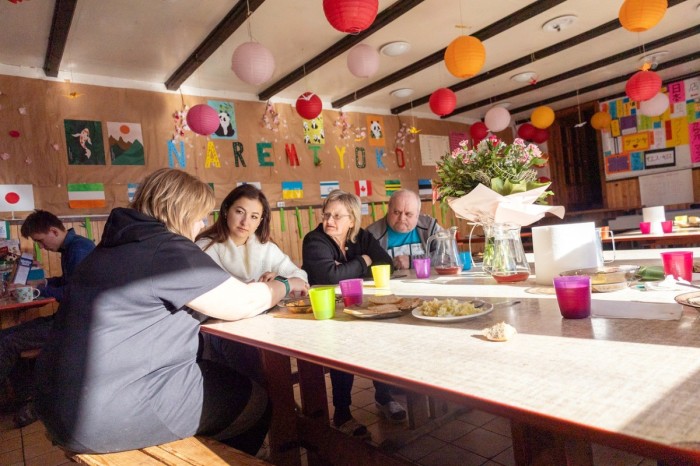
[429,88,457,116]
[469,122,488,142]
[323,0,378,34]
[532,127,549,144]
[517,123,536,140]
[296,92,322,120]
[186,104,219,136]
[625,70,662,102]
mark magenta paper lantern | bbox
[625,70,662,102]
[231,42,275,86]
[639,92,670,116]
[532,127,549,144]
[517,123,536,140]
[484,107,511,132]
[469,122,488,142]
[323,0,378,34]
[347,44,380,78]
[186,104,219,136]
[296,92,322,120]
[429,88,457,116]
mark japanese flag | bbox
[0,184,35,212]
[354,180,372,197]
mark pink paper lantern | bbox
[469,122,488,142]
[186,104,219,136]
[347,44,380,78]
[625,70,662,102]
[231,42,275,86]
[532,127,549,144]
[517,123,536,140]
[296,92,322,120]
[323,0,378,34]
[639,92,670,116]
[484,107,511,132]
[429,88,457,116]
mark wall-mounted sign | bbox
[644,148,675,169]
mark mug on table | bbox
[12,285,41,303]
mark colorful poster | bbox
[320,181,339,198]
[0,184,34,212]
[366,116,385,147]
[64,119,105,165]
[282,181,303,199]
[67,183,106,209]
[689,121,700,163]
[385,179,401,196]
[354,180,372,197]
[303,116,324,145]
[106,122,145,165]
[208,100,237,139]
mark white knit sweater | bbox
[196,236,307,283]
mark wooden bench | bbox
[71,436,271,466]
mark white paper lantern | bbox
[639,92,670,117]
[484,106,511,132]
[347,44,380,78]
[231,42,275,85]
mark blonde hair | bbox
[322,190,361,243]
[131,168,214,240]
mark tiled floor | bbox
[0,371,659,466]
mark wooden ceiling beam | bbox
[444,25,700,118]
[165,0,266,91]
[43,0,78,78]
[257,0,425,102]
[331,0,567,109]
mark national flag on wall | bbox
[320,181,339,198]
[127,183,139,203]
[0,184,35,212]
[282,181,303,200]
[418,179,432,197]
[67,183,106,209]
[236,181,262,189]
[354,180,372,197]
[385,179,401,196]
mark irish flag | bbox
[0,184,35,212]
[68,183,106,208]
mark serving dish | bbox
[411,300,493,322]
[343,307,404,319]
[675,291,700,310]
[559,265,640,293]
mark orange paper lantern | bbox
[444,36,486,79]
[625,70,662,102]
[619,0,667,32]
[590,112,612,130]
[530,106,555,129]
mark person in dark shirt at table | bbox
[302,189,406,438]
[0,210,94,427]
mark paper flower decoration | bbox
[261,101,281,132]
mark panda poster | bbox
[106,122,145,165]
[366,115,385,147]
[302,116,324,145]
[208,100,237,140]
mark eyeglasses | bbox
[322,213,352,222]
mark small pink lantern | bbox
[296,92,322,120]
[517,123,536,140]
[532,127,549,144]
[186,104,219,136]
[469,122,488,142]
[323,0,378,34]
[347,44,380,78]
[429,88,457,116]
[625,70,662,102]
[231,42,275,86]
[639,92,670,116]
[484,107,511,132]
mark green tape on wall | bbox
[279,208,286,232]
[85,218,93,241]
[34,242,41,262]
[213,211,219,223]
[295,207,303,239]
[382,202,387,214]
[370,203,376,222]
[308,206,314,231]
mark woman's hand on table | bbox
[289,278,309,297]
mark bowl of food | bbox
[559,265,640,292]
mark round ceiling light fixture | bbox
[510,71,538,83]
[380,41,411,57]
[390,88,414,98]
[542,14,578,32]
[639,50,669,69]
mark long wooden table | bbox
[607,227,700,248]
[202,248,700,465]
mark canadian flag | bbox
[0,184,35,212]
[354,180,372,197]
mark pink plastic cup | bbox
[339,278,363,306]
[553,276,591,319]
[413,257,431,279]
[639,222,651,234]
[661,220,673,234]
[660,251,693,282]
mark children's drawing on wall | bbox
[64,120,105,165]
[302,116,324,145]
[106,122,145,165]
[208,100,237,139]
[366,115,385,147]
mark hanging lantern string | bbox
[245,0,254,41]
[458,0,465,35]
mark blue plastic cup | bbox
[459,251,472,271]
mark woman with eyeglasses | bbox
[302,190,406,438]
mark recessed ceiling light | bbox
[510,71,538,83]
[380,41,411,57]
[640,50,669,64]
[390,88,414,98]
[542,15,578,32]
[495,102,512,109]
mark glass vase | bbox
[482,223,530,283]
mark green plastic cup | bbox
[308,286,336,320]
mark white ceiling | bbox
[0,0,698,124]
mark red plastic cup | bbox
[660,251,693,282]
[413,257,431,279]
[339,278,363,306]
[553,276,591,319]
[639,222,651,234]
[661,220,673,234]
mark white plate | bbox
[411,300,494,322]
